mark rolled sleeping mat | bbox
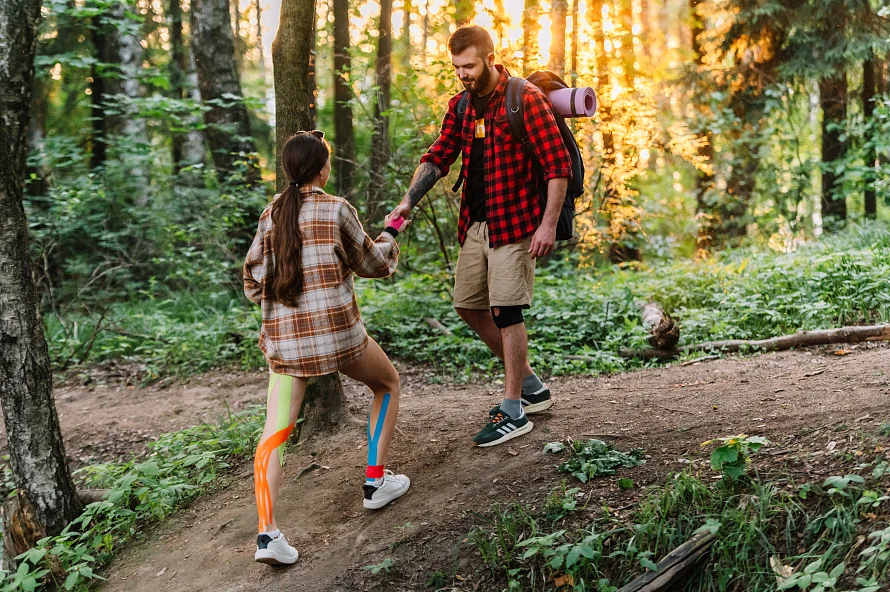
[548,86,597,118]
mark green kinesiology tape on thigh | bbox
[267,372,293,466]
[367,393,391,466]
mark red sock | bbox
[366,465,384,480]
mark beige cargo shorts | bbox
[453,222,536,310]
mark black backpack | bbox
[452,70,585,241]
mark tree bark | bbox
[690,0,715,251]
[231,0,245,72]
[522,0,541,75]
[0,0,42,190]
[272,0,316,189]
[366,0,393,222]
[273,0,351,435]
[549,0,568,78]
[618,530,717,592]
[620,323,890,360]
[863,54,877,219]
[569,0,579,86]
[333,0,357,202]
[400,0,412,58]
[191,0,261,184]
[640,302,680,350]
[0,122,83,554]
[619,0,635,88]
[255,0,265,64]
[820,73,848,227]
[169,0,203,172]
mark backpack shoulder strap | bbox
[451,91,471,192]
[505,77,530,148]
[455,91,471,127]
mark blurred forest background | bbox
[15,0,890,378]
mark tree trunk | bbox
[400,0,412,58]
[863,54,877,220]
[690,0,715,251]
[333,0,357,202]
[168,0,206,168]
[569,0,579,86]
[273,0,350,434]
[255,0,265,64]
[0,122,83,559]
[819,73,848,227]
[549,0,568,78]
[272,0,316,189]
[191,0,261,184]
[639,0,651,62]
[0,0,42,190]
[366,0,393,222]
[454,0,474,26]
[89,25,109,169]
[619,0,635,88]
[522,0,541,75]
[231,0,244,71]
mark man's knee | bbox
[491,305,524,329]
[455,307,486,324]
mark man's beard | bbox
[462,65,492,96]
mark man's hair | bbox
[448,25,494,58]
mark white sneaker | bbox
[254,531,299,565]
[363,471,411,510]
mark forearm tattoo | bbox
[406,162,442,208]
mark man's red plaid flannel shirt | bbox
[420,65,572,247]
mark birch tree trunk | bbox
[192,0,261,184]
[0,0,41,190]
[169,0,204,171]
[0,123,82,559]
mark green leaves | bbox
[703,435,770,481]
[548,439,645,484]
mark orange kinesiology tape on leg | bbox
[254,423,294,532]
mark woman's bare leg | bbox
[339,338,400,474]
[254,372,306,533]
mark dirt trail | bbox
[14,347,890,591]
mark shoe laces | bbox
[490,412,506,424]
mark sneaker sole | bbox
[476,420,534,448]
[363,477,411,510]
[521,398,553,414]
[254,549,299,565]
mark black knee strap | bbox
[491,306,524,328]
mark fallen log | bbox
[640,302,680,350]
[620,323,890,361]
[617,529,717,592]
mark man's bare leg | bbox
[500,321,529,402]
[455,307,533,376]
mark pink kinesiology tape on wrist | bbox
[389,216,406,231]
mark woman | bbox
[243,130,410,565]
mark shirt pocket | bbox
[492,115,515,144]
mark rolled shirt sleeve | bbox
[336,201,400,279]
[419,93,464,176]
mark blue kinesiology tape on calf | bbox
[367,393,391,466]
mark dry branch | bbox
[617,529,717,592]
[424,318,454,336]
[620,324,890,361]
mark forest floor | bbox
[9,344,890,591]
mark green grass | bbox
[0,406,265,591]
[467,460,890,592]
[47,224,890,380]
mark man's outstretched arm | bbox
[390,162,443,218]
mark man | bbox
[389,25,572,447]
